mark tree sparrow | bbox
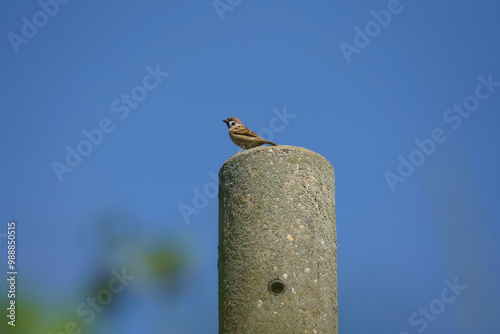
[222,117,277,153]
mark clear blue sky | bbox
[1,0,499,333]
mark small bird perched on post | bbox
[222,117,277,153]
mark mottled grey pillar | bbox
[218,145,337,334]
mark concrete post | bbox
[218,145,337,334]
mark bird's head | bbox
[222,117,242,129]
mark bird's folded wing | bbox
[233,126,259,138]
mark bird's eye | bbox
[230,121,235,126]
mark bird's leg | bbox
[236,148,244,154]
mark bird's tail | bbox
[263,140,277,146]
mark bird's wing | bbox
[232,125,260,138]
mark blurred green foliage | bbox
[1,209,192,334]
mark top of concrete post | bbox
[221,145,334,172]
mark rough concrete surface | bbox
[218,145,337,333]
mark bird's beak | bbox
[222,119,228,124]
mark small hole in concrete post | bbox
[268,279,286,295]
